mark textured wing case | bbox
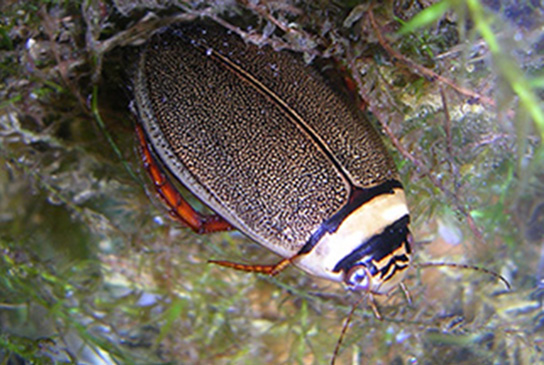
[134,23,398,256]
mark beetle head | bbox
[296,186,412,295]
[337,223,412,294]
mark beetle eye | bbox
[344,264,371,292]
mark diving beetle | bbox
[133,21,413,296]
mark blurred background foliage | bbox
[1,0,543,363]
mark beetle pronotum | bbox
[132,20,509,362]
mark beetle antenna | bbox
[331,295,366,365]
[414,262,511,290]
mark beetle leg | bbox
[368,294,382,320]
[136,124,234,234]
[208,257,292,276]
[399,282,412,304]
[208,251,308,276]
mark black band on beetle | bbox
[297,179,404,256]
[332,214,410,273]
[378,253,410,281]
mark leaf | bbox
[397,0,452,35]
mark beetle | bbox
[133,21,413,296]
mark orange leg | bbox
[208,255,295,276]
[137,124,298,275]
[136,124,234,234]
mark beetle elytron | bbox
[133,21,412,295]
